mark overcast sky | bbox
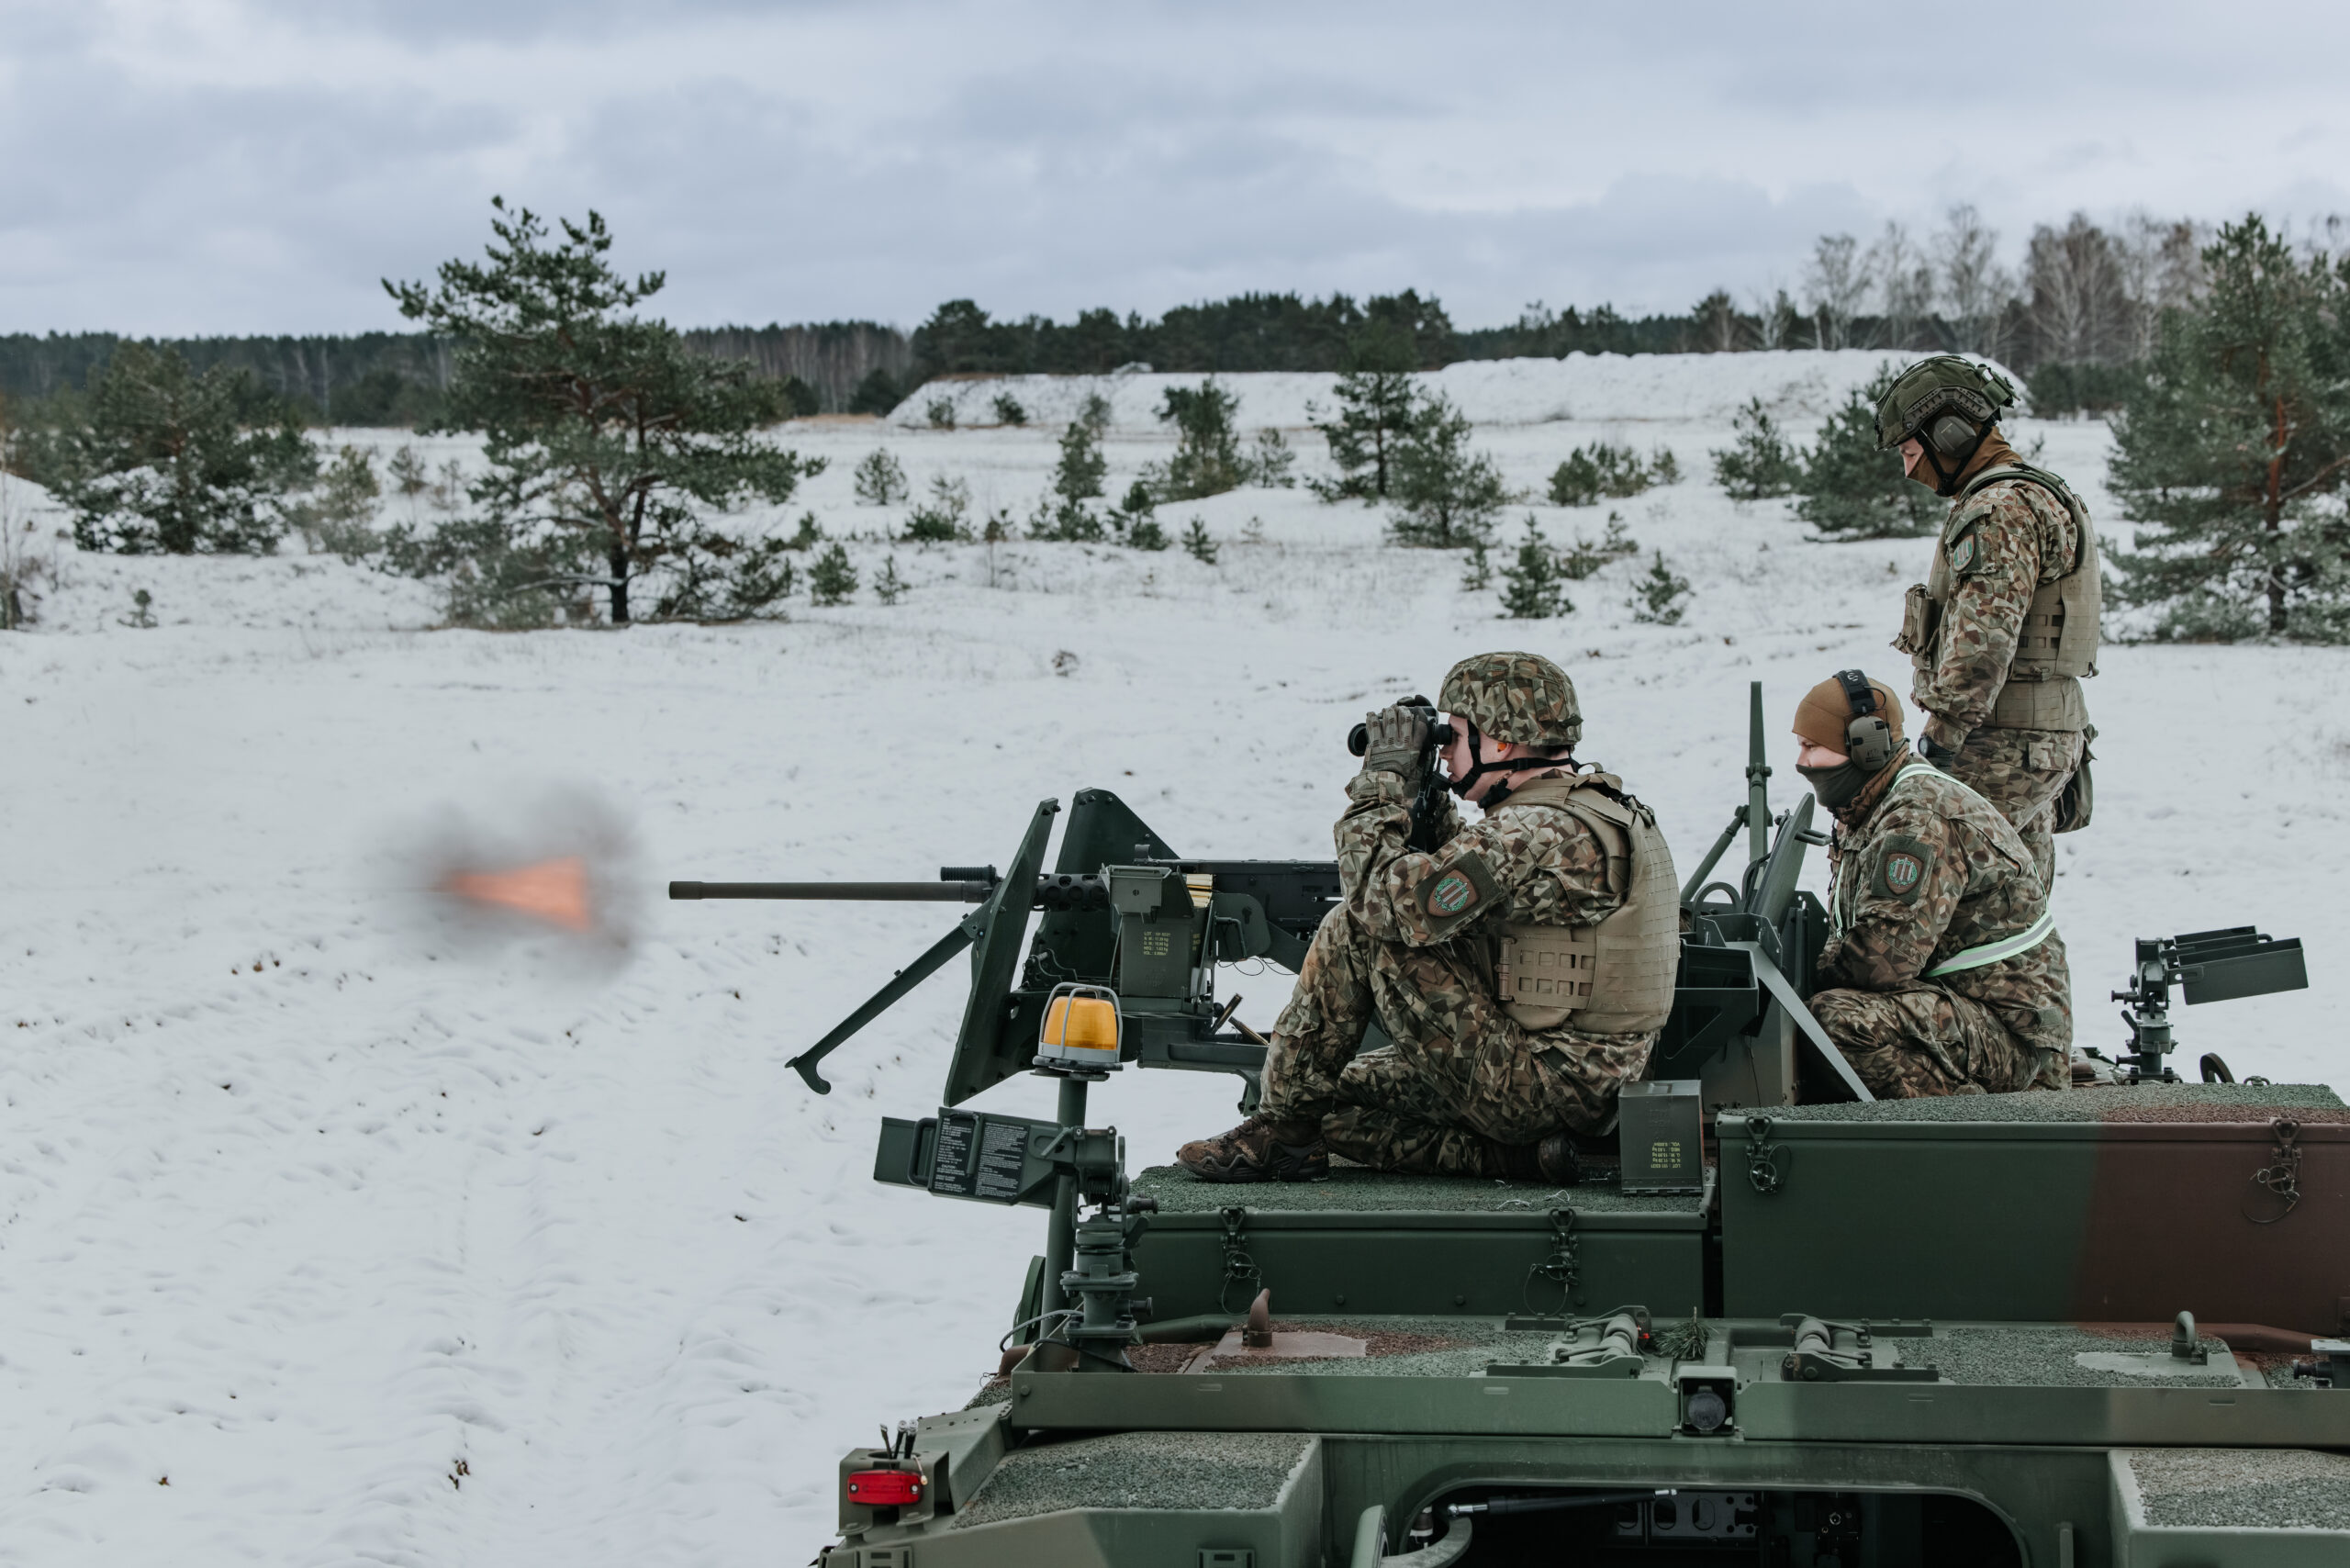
[4,0,2346,336]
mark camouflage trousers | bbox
[1262,904,1655,1176]
[1948,726,2086,895]
[1813,977,2067,1099]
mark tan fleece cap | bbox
[1792,672,1905,754]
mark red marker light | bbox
[846,1470,923,1506]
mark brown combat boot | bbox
[1175,1115,1330,1183]
[1494,1132,1584,1185]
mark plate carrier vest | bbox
[1486,772,1679,1036]
[1901,464,2099,732]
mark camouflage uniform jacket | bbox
[1819,760,2069,1052]
[1335,767,1619,956]
[1902,474,2087,754]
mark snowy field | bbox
[2,351,2344,1566]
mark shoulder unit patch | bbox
[1417,850,1502,936]
[1870,834,1937,902]
[1429,872,1477,914]
[1948,531,1979,575]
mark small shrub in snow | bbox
[810,542,858,605]
[1030,497,1106,543]
[783,512,823,550]
[874,557,908,604]
[1127,518,1169,552]
[1560,512,1639,580]
[1181,519,1218,564]
[990,392,1028,427]
[924,398,957,431]
[1547,442,1668,507]
[853,449,909,506]
[1629,551,1693,624]
[1388,395,1508,549]
[1247,429,1297,488]
[1497,517,1573,620]
[1459,538,1491,590]
[1710,398,1802,500]
[122,588,159,628]
[903,476,971,543]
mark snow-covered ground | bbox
[1,353,2342,1566]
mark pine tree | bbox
[386,199,822,622]
[1497,517,1573,619]
[1793,366,1939,540]
[854,448,908,505]
[1052,413,1108,505]
[1308,324,1422,501]
[1710,398,1802,500]
[810,542,857,605]
[40,342,316,555]
[2110,216,2350,640]
[1459,538,1491,589]
[874,556,908,603]
[1181,519,1217,563]
[990,391,1027,427]
[1148,379,1248,500]
[1388,393,1508,548]
[289,444,385,562]
[1629,551,1693,623]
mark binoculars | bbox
[1346,698,1457,757]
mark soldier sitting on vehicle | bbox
[1794,669,2073,1098]
[1175,652,1678,1184]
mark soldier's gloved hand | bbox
[1917,734,1958,768]
[1359,705,1430,782]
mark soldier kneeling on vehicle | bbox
[1176,652,1677,1184]
[1795,669,2073,1097]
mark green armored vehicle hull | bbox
[675,687,2346,1567]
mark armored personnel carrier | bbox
[673,685,2345,1567]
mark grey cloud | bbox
[7,2,2350,333]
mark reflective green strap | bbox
[1924,910,2056,979]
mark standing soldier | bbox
[1879,355,2099,894]
[1793,669,2072,1098]
[1174,653,1678,1184]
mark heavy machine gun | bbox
[669,679,1865,1116]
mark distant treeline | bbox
[0,207,2205,425]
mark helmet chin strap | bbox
[1446,720,1567,806]
[1918,420,1993,498]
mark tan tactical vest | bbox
[1487,772,1679,1036]
[1903,464,2099,731]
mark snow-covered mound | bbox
[888,349,2024,432]
[0,387,2335,1567]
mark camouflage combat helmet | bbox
[1872,354,2020,451]
[1439,651,1581,749]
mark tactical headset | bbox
[1834,669,1897,771]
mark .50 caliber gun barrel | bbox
[670,880,997,902]
[669,872,1111,912]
